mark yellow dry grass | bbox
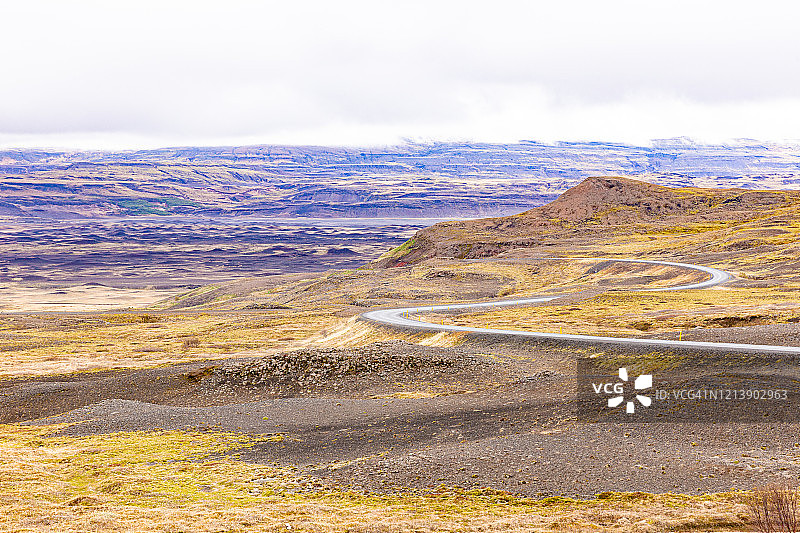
[574,203,800,280]
[0,309,341,378]
[0,423,750,532]
[0,285,184,313]
[441,287,800,336]
[2,254,791,378]
[297,315,465,351]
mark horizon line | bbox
[3,136,800,153]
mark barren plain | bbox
[4,162,800,531]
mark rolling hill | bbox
[378,176,800,272]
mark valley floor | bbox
[3,254,800,531]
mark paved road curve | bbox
[362,258,800,354]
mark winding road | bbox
[362,258,800,354]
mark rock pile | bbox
[214,341,460,389]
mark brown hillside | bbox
[536,176,692,222]
[377,176,798,266]
[525,176,787,224]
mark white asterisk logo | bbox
[608,367,652,413]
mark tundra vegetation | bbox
[4,176,800,531]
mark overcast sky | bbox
[2,0,800,149]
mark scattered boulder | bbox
[212,341,468,390]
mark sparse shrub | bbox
[105,313,161,324]
[133,345,163,353]
[747,484,799,533]
[497,285,515,297]
[208,343,234,352]
[185,365,217,381]
[182,337,200,350]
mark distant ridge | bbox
[1,141,800,220]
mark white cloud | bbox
[2,0,800,148]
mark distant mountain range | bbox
[2,139,800,219]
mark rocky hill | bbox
[378,176,799,265]
[534,176,788,223]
